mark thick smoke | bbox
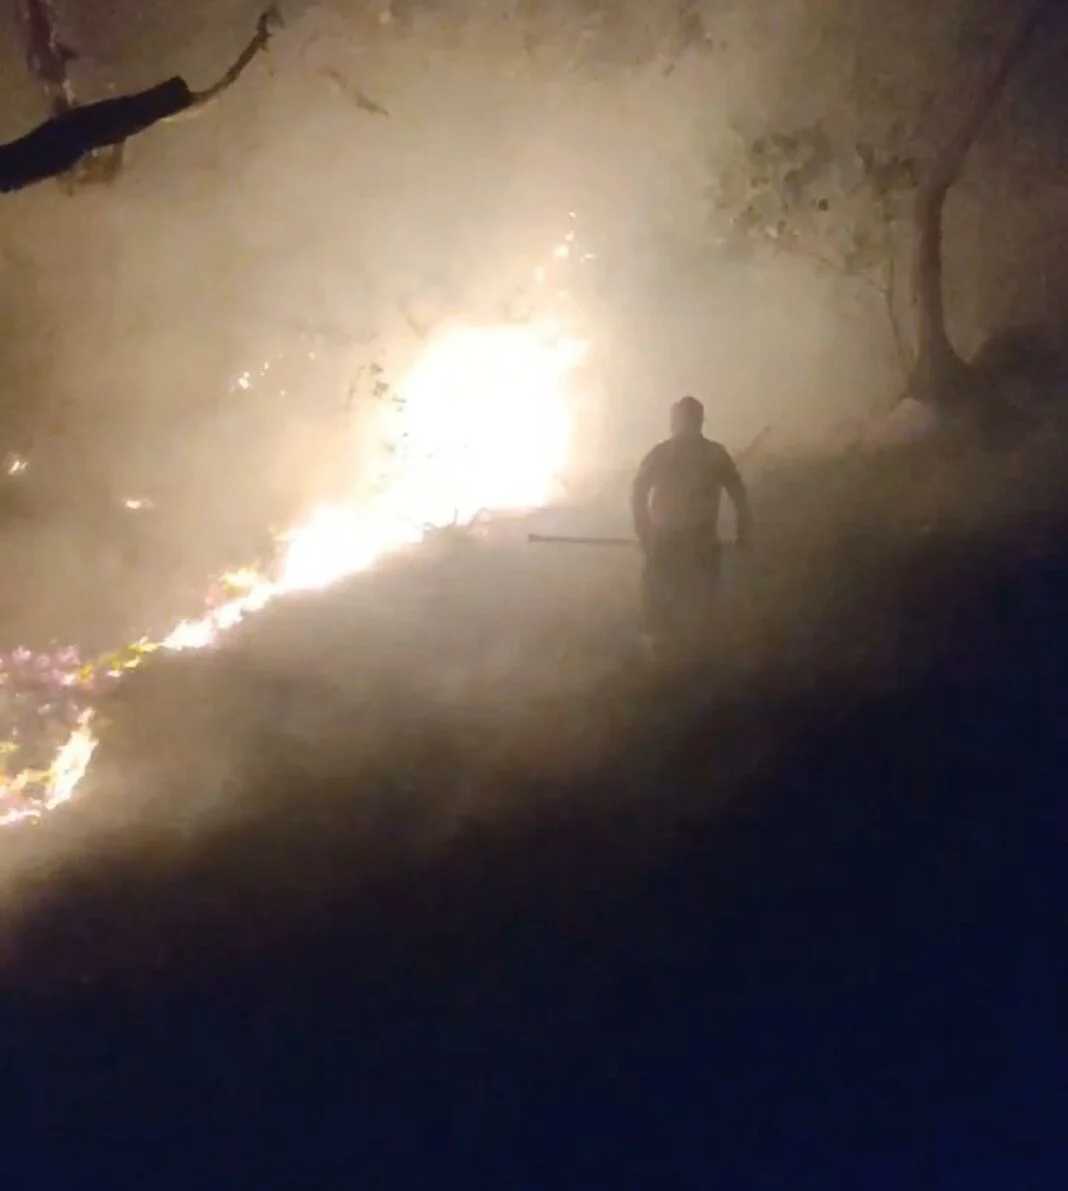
[0,0,1065,916]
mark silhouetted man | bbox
[631,395,752,643]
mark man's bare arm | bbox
[719,447,753,543]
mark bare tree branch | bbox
[165,8,284,122]
[1,8,281,195]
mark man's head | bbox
[670,395,704,437]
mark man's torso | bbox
[644,435,731,537]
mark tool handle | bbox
[526,533,638,546]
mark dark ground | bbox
[1,438,1066,1189]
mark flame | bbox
[0,309,588,824]
[0,709,97,827]
[165,318,585,623]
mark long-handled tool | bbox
[526,426,769,552]
[526,533,638,547]
[528,533,741,553]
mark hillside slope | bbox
[3,431,1067,1186]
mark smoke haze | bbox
[0,0,1066,924]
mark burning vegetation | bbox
[0,0,1065,839]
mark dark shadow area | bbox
[1,436,1065,1188]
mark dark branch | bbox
[0,8,281,195]
[924,0,1053,196]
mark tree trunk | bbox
[909,0,1052,408]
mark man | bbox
[631,395,752,644]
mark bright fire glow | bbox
[271,321,583,595]
[0,306,588,825]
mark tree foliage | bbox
[700,0,1059,408]
[706,118,919,376]
[712,124,917,282]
